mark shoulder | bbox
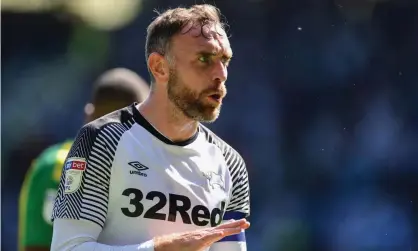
[199,125,246,169]
[69,106,138,165]
[76,105,137,143]
[85,105,136,132]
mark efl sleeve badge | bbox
[64,157,86,194]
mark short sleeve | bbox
[215,151,250,245]
[225,153,250,219]
[52,124,114,229]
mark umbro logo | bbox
[128,161,149,177]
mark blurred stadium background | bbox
[2,0,418,250]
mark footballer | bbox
[51,4,251,251]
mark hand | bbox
[154,218,250,251]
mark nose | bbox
[212,61,228,83]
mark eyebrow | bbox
[196,50,233,60]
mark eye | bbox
[221,57,231,67]
[198,55,210,63]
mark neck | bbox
[137,93,199,143]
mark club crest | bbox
[202,171,225,191]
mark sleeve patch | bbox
[64,158,86,194]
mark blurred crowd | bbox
[2,0,418,250]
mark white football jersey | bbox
[52,103,250,248]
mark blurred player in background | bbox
[51,4,250,251]
[18,68,150,251]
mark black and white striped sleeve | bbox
[52,123,120,229]
[214,149,250,246]
[224,149,250,219]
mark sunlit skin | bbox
[139,22,233,143]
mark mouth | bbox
[207,93,222,103]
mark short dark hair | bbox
[145,4,226,82]
[91,68,149,106]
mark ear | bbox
[84,103,95,122]
[148,52,169,84]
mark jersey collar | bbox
[130,103,199,147]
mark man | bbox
[18,68,150,251]
[51,4,250,251]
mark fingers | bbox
[201,229,225,244]
[215,218,249,230]
[202,220,250,244]
[219,221,250,234]
[239,221,250,231]
[220,227,244,237]
[202,226,245,245]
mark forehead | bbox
[171,23,232,56]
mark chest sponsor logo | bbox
[121,188,226,227]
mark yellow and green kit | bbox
[18,140,73,250]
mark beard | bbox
[167,68,225,123]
